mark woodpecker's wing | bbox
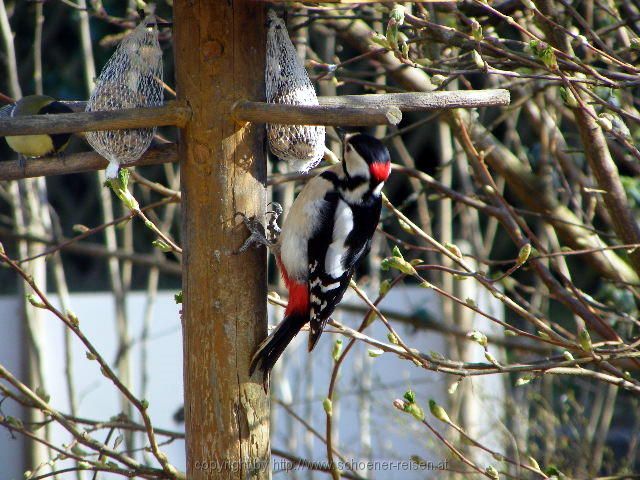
[307,194,350,351]
[307,196,381,351]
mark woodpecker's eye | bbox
[346,144,352,152]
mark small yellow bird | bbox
[0,95,73,159]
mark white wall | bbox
[0,299,27,480]
[0,285,504,479]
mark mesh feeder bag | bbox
[266,10,325,173]
[86,15,163,179]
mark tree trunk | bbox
[174,1,270,478]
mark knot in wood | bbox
[203,40,224,62]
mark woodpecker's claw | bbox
[267,201,283,216]
[236,213,270,253]
[235,203,283,253]
[266,202,283,240]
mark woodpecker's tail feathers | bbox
[307,317,328,352]
[249,313,307,377]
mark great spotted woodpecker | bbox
[249,133,391,377]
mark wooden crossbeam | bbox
[0,143,177,181]
[0,101,191,136]
[0,90,510,137]
[231,100,403,126]
[317,90,510,110]
[0,90,512,181]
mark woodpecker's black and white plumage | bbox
[250,133,391,377]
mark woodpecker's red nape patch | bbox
[285,282,310,317]
[370,162,391,183]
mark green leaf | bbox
[67,311,79,327]
[529,40,557,69]
[485,465,499,480]
[404,402,425,421]
[404,390,416,403]
[381,256,417,276]
[152,239,172,252]
[484,351,500,367]
[472,50,484,69]
[108,169,140,211]
[26,294,46,309]
[332,339,343,362]
[467,330,488,348]
[379,279,392,296]
[578,328,593,352]
[517,243,531,265]
[444,242,462,258]
[323,398,333,416]
[428,399,451,423]
[471,19,482,41]
[370,33,390,49]
[398,218,414,234]
[385,22,399,49]
[400,41,409,59]
[389,4,405,24]
[559,87,578,108]
[515,374,535,387]
[71,444,89,457]
[527,455,542,472]
[429,350,445,361]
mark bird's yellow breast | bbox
[6,134,54,157]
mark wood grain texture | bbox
[174,1,270,479]
[0,101,190,136]
[0,143,177,181]
[231,90,509,125]
[0,90,508,136]
[318,90,510,110]
[232,100,402,125]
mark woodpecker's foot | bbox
[236,213,273,253]
[18,155,26,171]
[266,202,283,243]
[236,203,283,253]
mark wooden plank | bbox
[0,101,190,136]
[232,100,402,125]
[318,89,511,110]
[173,0,270,479]
[231,90,509,125]
[0,144,177,181]
[0,90,509,136]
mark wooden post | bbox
[174,1,270,479]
